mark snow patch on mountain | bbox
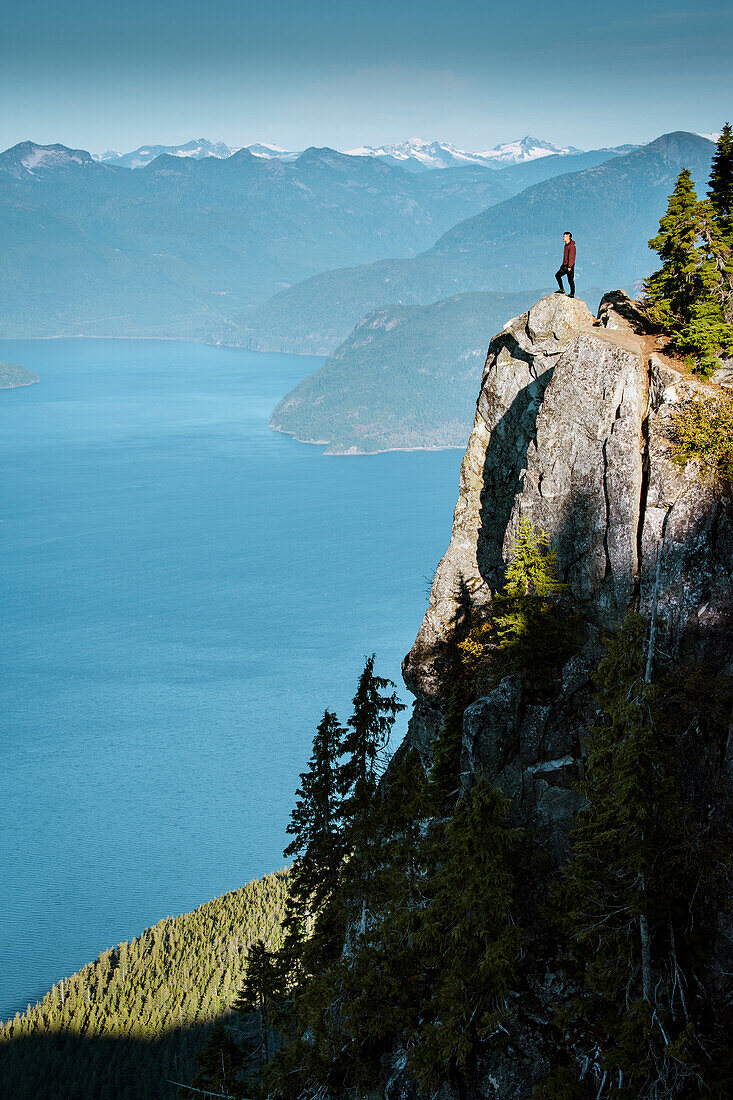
[0,142,94,176]
[96,139,237,169]
[245,143,301,161]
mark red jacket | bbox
[563,239,576,268]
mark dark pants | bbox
[556,264,575,295]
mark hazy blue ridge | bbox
[270,289,554,453]
[0,144,510,338]
[241,132,715,354]
[490,145,630,196]
[0,362,39,388]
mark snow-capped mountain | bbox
[95,138,236,169]
[346,137,492,170]
[245,143,301,161]
[346,135,582,170]
[478,135,582,165]
[94,139,306,168]
[91,134,584,171]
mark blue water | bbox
[0,339,463,1020]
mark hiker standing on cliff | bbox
[555,232,576,297]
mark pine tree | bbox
[337,655,404,926]
[280,709,344,975]
[263,662,405,1100]
[233,940,280,1073]
[409,779,523,1092]
[708,121,733,228]
[646,165,733,376]
[458,517,574,693]
[318,749,433,1093]
[548,615,720,1097]
[190,1021,243,1097]
[338,655,404,824]
[645,169,704,330]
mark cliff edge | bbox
[402,289,732,845]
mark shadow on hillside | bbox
[0,1017,235,1100]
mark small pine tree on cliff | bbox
[281,709,345,976]
[337,654,404,924]
[458,516,574,693]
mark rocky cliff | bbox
[403,291,731,799]
[390,292,732,1095]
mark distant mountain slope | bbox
[0,143,509,338]
[242,132,715,354]
[270,289,549,453]
[0,872,287,1100]
[96,138,236,168]
[493,145,632,196]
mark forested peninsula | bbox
[0,361,39,388]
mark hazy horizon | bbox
[3,1,730,155]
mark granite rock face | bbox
[401,291,732,839]
[385,291,730,1100]
[373,291,733,1100]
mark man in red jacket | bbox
[555,231,576,297]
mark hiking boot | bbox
[569,292,575,298]
[555,289,565,294]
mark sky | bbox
[2,0,731,154]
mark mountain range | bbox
[92,135,590,172]
[343,135,583,171]
[240,131,717,354]
[0,142,513,337]
[0,130,717,378]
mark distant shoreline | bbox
[269,422,466,457]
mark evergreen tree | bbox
[337,655,404,926]
[708,121,733,228]
[190,1022,243,1097]
[548,616,725,1097]
[233,940,280,1074]
[281,709,344,975]
[458,517,574,693]
[408,779,523,1092]
[338,654,404,825]
[645,166,733,376]
[300,749,433,1095]
[645,169,704,331]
